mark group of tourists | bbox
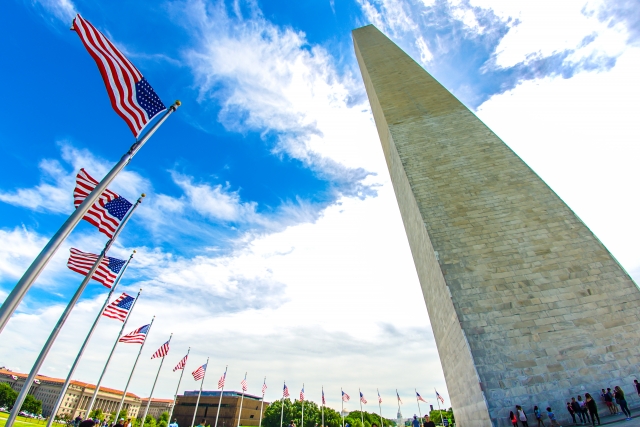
[509,381,639,427]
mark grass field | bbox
[0,412,51,427]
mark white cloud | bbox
[0,227,49,282]
[476,45,640,279]
[0,183,450,415]
[178,0,384,187]
[33,0,76,23]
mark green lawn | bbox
[0,412,50,427]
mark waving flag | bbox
[262,381,267,395]
[342,391,350,402]
[119,324,150,344]
[192,364,207,381]
[67,248,125,288]
[173,354,188,372]
[416,392,427,403]
[283,383,289,398]
[322,388,325,405]
[300,386,305,402]
[102,293,134,321]
[378,390,382,404]
[74,169,133,238]
[218,371,226,389]
[360,392,367,404]
[241,377,248,392]
[435,390,444,404]
[151,341,170,359]
[72,15,166,137]
[397,390,403,404]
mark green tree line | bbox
[262,399,396,427]
[0,383,43,414]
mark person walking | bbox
[510,411,518,427]
[577,396,590,424]
[634,380,640,398]
[601,389,614,415]
[614,386,631,420]
[546,407,561,427]
[607,388,620,414]
[534,406,546,427]
[566,403,576,425]
[571,398,584,424]
[516,406,529,427]
[584,394,600,426]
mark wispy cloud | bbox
[173,0,384,196]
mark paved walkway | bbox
[562,406,640,427]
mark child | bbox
[510,411,518,427]
[534,406,546,427]
[546,407,561,427]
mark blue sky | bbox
[1,0,639,418]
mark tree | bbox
[89,409,105,421]
[111,409,129,422]
[345,410,395,427]
[21,394,42,415]
[143,414,157,427]
[261,400,387,427]
[428,409,454,425]
[0,383,17,408]
[157,411,170,427]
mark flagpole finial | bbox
[175,100,182,106]
[141,193,146,198]
[133,249,137,253]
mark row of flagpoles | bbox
[0,13,181,427]
[0,12,448,427]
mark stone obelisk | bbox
[352,25,640,427]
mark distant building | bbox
[0,368,141,419]
[172,391,269,427]
[140,398,174,420]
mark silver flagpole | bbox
[434,390,441,427]
[45,250,135,427]
[279,383,285,427]
[415,389,422,419]
[191,357,209,427]
[258,377,266,427]
[6,197,144,427]
[237,373,247,427]
[214,366,228,427]
[377,389,383,427]
[0,102,180,334]
[113,316,156,419]
[359,389,363,427]
[341,389,345,427]
[85,288,142,415]
[141,333,173,427]
[168,347,190,424]
[321,387,324,427]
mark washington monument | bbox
[352,25,640,427]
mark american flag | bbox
[119,324,150,344]
[435,390,444,404]
[283,383,289,398]
[151,341,170,359]
[173,354,188,372]
[102,293,134,321]
[416,392,427,403]
[67,248,125,288]
[378,390,382,404]
[72,15,166,137]
[262,381,267,395]
[360,392,367,404]
[342,391,350,402]
[300,386,305,402]
[322,388,325,405]
[241,377,248,392]
[74,169,133,239]
[192,364,207,381]
[397,390,402,404]
[218,372,226,389]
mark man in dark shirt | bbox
[423,415,436,427]
[114,419,125,427]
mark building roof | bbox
[0,368,140,399]
[182,390,265,401]
[140,398,174,403]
